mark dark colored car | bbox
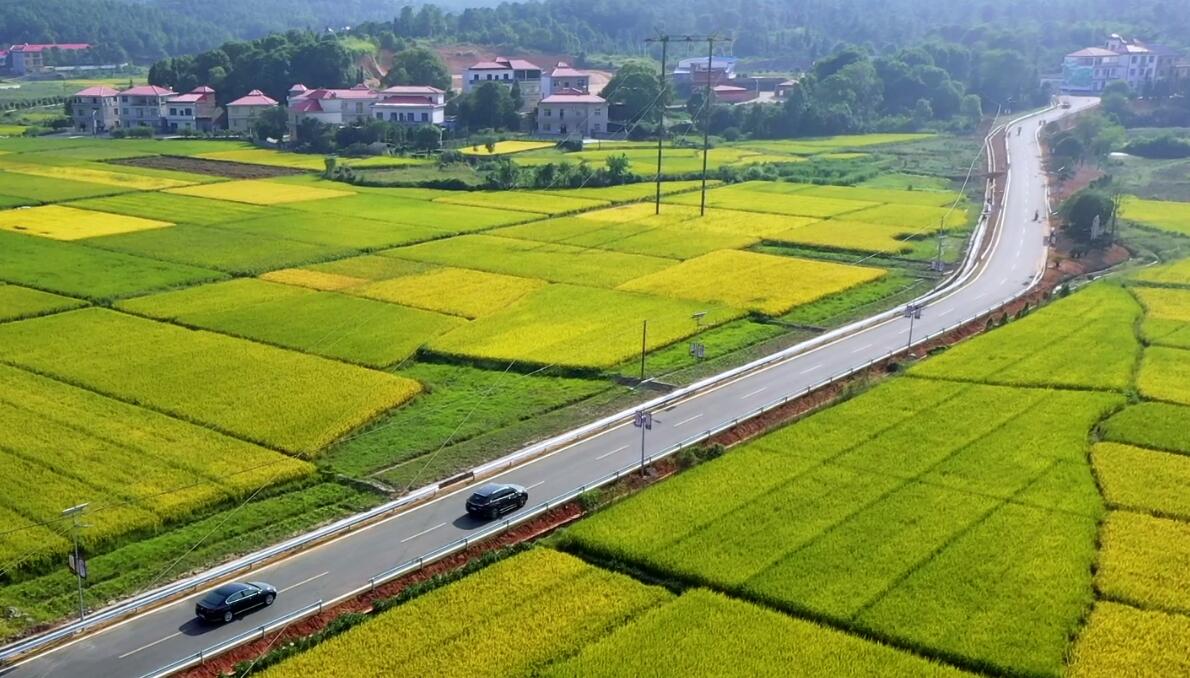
[465,483,528,519]
[195,581,277,623]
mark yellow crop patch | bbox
[167,179,354,205]
[768,220,914,254]
[0,205,172,240]
[260,268,369,291]
[1067,602,1190,678]
[1,162,194,190]
[355,267,546,318]
[618,249,886,315]
[459,140,556,156]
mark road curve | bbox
[6,98,1096,678]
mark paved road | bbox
[7,98,1095,678]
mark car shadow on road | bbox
[451,514,488,531]
[178,617,217,637]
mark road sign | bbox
[633,410,653,430]
[68,553,87,580]
[690,342,705,359]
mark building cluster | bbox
[1,43,91,75]
[1062,34,1188,93]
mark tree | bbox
[603,154,632,184]
[509,80,524,113]
[252,106,289,140]
[912,98,934,127]
[411,124,442,151]
[382,47,450,90]
[601,60,663,123]
[295,118,334,154]
[1060,189,1114,243]
[487,160,521,189]
[457,82,516,131]
[959,94,983,122]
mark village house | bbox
[712,83,757,104]
[118,85,176,129]
[536,89,607,137]
[463,57,543,107]
[6,43,90,75]
[226,89,279,134]
[287,83,380,130]
[1063,34,1182,93]
[542,62,591,97]
[673,56,738,89]
[164,86,219,133]
[372,85,447,125]
[70,86,121,133]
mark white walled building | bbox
[287,83,446,134]
[227,89,279,134]
[118,85,176,129]
[165,86,219,133]
[71,86,121,133]
[463,57,542,108]
[372,87,446,125]
[542,62,590,97]
[537,89,607,137]
[1063,34,1181,93]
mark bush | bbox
[1123,134,1190,159]
[111,126,154,139]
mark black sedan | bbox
[195,581,277,623]
[465,483,528,520]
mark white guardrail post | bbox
[4,104,1063,673]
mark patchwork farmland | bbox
[0,132,974,639]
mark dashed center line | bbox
[798,363,823,375]
[400,523,446,544]
[526,480,546,491]
[672,413,703,428]
[596,445,628,461]
[741,386,767,399]
[851,343,874,354]
[119,632,181,659]
[280,570,329,593]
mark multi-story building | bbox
[463,57,542,107]
[372,86,447,125]
[6,43,90,75]
[1063,34,1182,93]
[70,86,121,133]
[542,62,590,97]
[536,89,607,137]
[287,84,380,130]
[226,89,280,134]
[118,85,176,129]
[673,56,737,89]
[164,86,219,133]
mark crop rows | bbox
[257,549,671,678]
[490,214,760,259]
[0,169,131,202]
[1067,602,1190,677]
[529,179,708,202]
[0,160,200,191]
[355,267,545,318]
[434,190,608,215]
[1121,195,1190,237]
[72,191,270,225]
[0,284,83,322]
[1131,286,1190,349]
[0,308,420,455]
[668,184,879,218]
[288,192,531,230]
[1133,258,1190,287]
[618,249,887,315]
[1092,443,1190,520]
[1096,511,1190,615]
[1137,346,1190,405]
[767,219,918,254]
[1100,401,1190,454]
[167,179,354,205]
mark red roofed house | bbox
[119,85,176,129]
[70,86,121,133]
[542,62,590,97]
[712,84,757,104]
[1063,34,1183,93]
[8,43,90,75]
[463,57,543,108]
[537,89,607,137]
[227,90,280,133]
[287,83,380,131]
[372,86,446,125]
[165,86,219,133]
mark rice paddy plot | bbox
[1121,196,1190,237]
[0,161,197,191]
[1099,401,1190,454]
[255,549,672,678]
[0,204,172,240]
[0,195,31,209]
[433,191,608,215]
[458,140,556,156]
[544,589,974,678]
[1066,602,1190,678]
[799,184,962,207]
[85,224,356,275]
[390,234,678,288]
[667,185,878,219]
[490,215,760,260]
[517,147,758,174]
[288,193,531,231]
[303,254,435,281]
[844,203,969,229]
[1133,258,1190,287]
[426,284,742,369]
[0,230,225,301]
[1137,346,1190,405]
[209,212,444,250]
[1096,511,1190,615]
[618,249,886,315]
[69,191,271,225]
[118,278,463,368]
[354,267,545,318]
[729,153,807,166]
[910,283,1142,391]
[0,170,134,202]
[0,284,83,322]
[766,220,917,254]
[526,180,709,203]
[0,364,312,564]
[197,148,426,170]
[167,179,354,205]
[259,268,370,292]
[0,308,420,455]
[1132,286,1190,349]
[1093,442,1190,520]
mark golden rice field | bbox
[1092,442,1190,520]
[1136,346,1190,405]
[167,179,355,205]
[767,219,915,254]
[197,149,424,170]
[618,249,886,315]
[259,268,370,291]
[0,160,197,190]
[1133,258,1190,287]
[1121,196,1190,237]
[1131,286,1190,349]
[433,191,608,215]
[355,267,546,318]
[1066,602,1190,678]
[1095,511,1190,615]
[0,205,172,240]
[458,140,556,156]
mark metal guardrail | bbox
[2,104,1056,671]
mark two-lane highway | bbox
[7,98,1096,678]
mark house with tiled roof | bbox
[7,43,90,74]
[117,84,176,129]
[542,62,592,97]
[227,90,280,133]
[165,86,219,133]
[70,86,121,133]
[1063,34,1182,93]
[463,57,543,108]
[537,88,607,137]
[372,92,446,126]
[287,84,381,130]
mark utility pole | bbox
[904,303,924,350]
[699,36,715,216]
[62,503,89,622]
[634,410,654,475]
[933,217,945,272]
[639,319,648,382]
[646,35,670,215]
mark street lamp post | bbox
[634,410,653,476]
[904,303,924,350]
[62,503,89,622]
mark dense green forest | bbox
[3,0,1189,64]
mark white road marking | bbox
[798,363,823,375]
[400,523,446,544]
[851,343,874,354]
[938,307,955,317]
[740,386,767,399]
[673,413,703,428]
[596,445,628,461]
[118,632,181,659]
[279,570,329,593]
[526,480,546,491]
